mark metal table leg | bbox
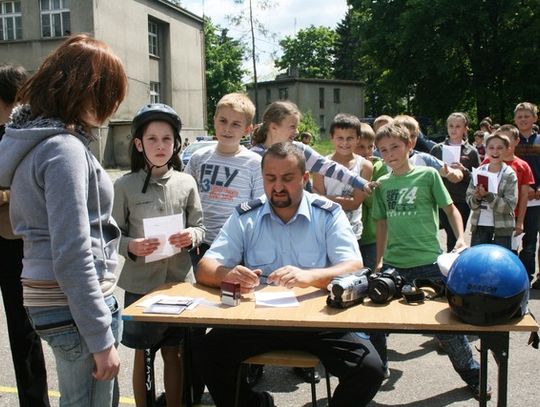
[479,332,509,407]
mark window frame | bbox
[148,19,160,57]
[40,0,70,39]
[333,88,341,104]
[150,81,161,104]
[319,87,325,109]
[0,1,22,41]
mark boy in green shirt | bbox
[371,123,487,400]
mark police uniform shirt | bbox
[204,192,362,282]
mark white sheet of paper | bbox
[471,168,499,193]
[527,198,540,207]
[512,233,525,251]
[136,295,194,307]
[144,304,187,314]
[143,214,183,263]
[442,145,461,164]
[255,291,299,307]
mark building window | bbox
[0,1,22,41]
[319,114,325,134]
[265,88,271,105]
[319,87,325,109]
[278,88,288,100]
[148,20,159,57]
[333,88,341,104]
[40,0,70,38]
[150,82,161,104]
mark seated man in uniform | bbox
[193,142,384,407]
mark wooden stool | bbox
[234,350,332,406]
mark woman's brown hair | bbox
[17,34,127,131]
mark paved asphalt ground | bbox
[0,169,538,406]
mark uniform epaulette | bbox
[236,198,264,215]
[311,198,340,213]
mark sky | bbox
[180,0,349,81]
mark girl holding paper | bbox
[466,133,518,249]
[430,112,480,251]
[113,103,204,407]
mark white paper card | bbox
[143,214,184,263]
[472,168,499,193]
[144,304,187,314]
[527,198,540,207]
[255,291,299,307]
[512,233,525,251]
[136,295,194,308]
[442,145,461,164]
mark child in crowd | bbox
[113,103,205,407]
[299,131,312,145]
[466,133,518,249]
[184,93,263,264]
[355,122,388,269]
[393,115,463,183]
[483,125,534,243]
[479,118,493,136]
[473,130,486,161]
[513,102,540,286]
[430,112,480,251]
[372,123,485,400]
[372,114,393,133]
[251,100,372,192]
[313,114,372,247]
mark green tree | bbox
[333,11,360,81]
[228,0,277,121]
[204,18,247,130]
[338,0,540,124]
[275,26,337,79]
[298,110,320,142]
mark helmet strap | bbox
[140,143,168,193]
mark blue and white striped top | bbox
[251,141,368,190]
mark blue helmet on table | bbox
[446,244,529,326]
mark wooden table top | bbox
[122,283,539,334]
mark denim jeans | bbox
[519,205,540,280]
[471,226,511,250]
[27,296,122,407]
[369,263,481,385]
[359,242,377,271]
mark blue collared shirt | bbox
[204,192,361,281]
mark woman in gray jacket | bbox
[0,35,127,406]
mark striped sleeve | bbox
[294,141,368,190]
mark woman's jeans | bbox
[27,296,122,407]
